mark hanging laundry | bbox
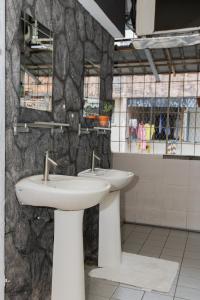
[144,123,155,153]
[159,114,164,135]
[165,127,171,137]
[144,123,155,141]
[137,122,146,151]
[159,114,170,139]
[129,118,138,140]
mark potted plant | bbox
[83,101,99,127]
[98,100,114,127]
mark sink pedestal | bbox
[52,210,85,300]
[89,190,136,281]
[98,191,122,267]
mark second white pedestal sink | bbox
[15,174,111,300]
[79,168,133,192]
[78,168,134,282]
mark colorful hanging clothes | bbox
[137,123,146,151]
[159,114,164,134]
[144,124,155,153]
[144,123,155,141]
[129,118,138,140]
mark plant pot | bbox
[98,115,110,127]
[84,115,97,127]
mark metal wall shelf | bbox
[13,122,70,135]
[78,124,111,136]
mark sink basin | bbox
[15,174,111,211]
[78,168,134,191]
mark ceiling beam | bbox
[179,47,187,72]
[144,49,160,82]
[114,58,200,68]
[165,48,176,76]
[195,44,200,73]
[131,49,146,74]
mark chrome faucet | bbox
[91,150,100,172]
[43,151,58,182]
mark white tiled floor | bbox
[85,223,200,300]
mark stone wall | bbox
[5,0,114,298]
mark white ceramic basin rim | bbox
[15,175,111,211]
[78,168,134,191]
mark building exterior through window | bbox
[111,73,200,156]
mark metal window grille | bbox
[83,76,100,117]
[111,73,200,156]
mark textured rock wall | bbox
[5,0,114,298]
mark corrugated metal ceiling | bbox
[114,43,200,76]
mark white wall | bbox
[0,0,5,297]
[113,153,200,231]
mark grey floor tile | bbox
[86,280,118,298]
[170,229,188,238]
[128,231,149,240]
[152,284,176,297]
[134,225,153,234]
[86,225,200,300]
[142,291,173,300]
[188,232,200,239]
[161,247,184,258]
[143,239,166,248]
[178,275,200,290]
[88,277,119,287]
[160,254,182,263]
[176,285,200,300]
[151,228,170,237]
[182,258,200,269]
[180,267,200,279]
[111,286,144,300]
[166,238,187,247]
[139,246,162,258]
[119,283,143,291]
[164,241,186,250]
[185,244,200,252]
[187,238,200,246]
[123,242,142,253]
[184,250,200,260]
[87,295,110,300]
[147,237,168,245]
[121,224,135,241]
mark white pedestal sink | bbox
[78,169,134,282]
[15,175,111,300]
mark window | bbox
[111,73,200,156]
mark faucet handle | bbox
[93,151,100,161]
[48,157,58,167]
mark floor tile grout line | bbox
[138,227,154,254]
[111,224,197,300]
[86,225,200,300]
[159,228,172,258]
[109,283,120,300]
[122,224,138,245]
[173,230,189,300]
[141,289,146,300]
